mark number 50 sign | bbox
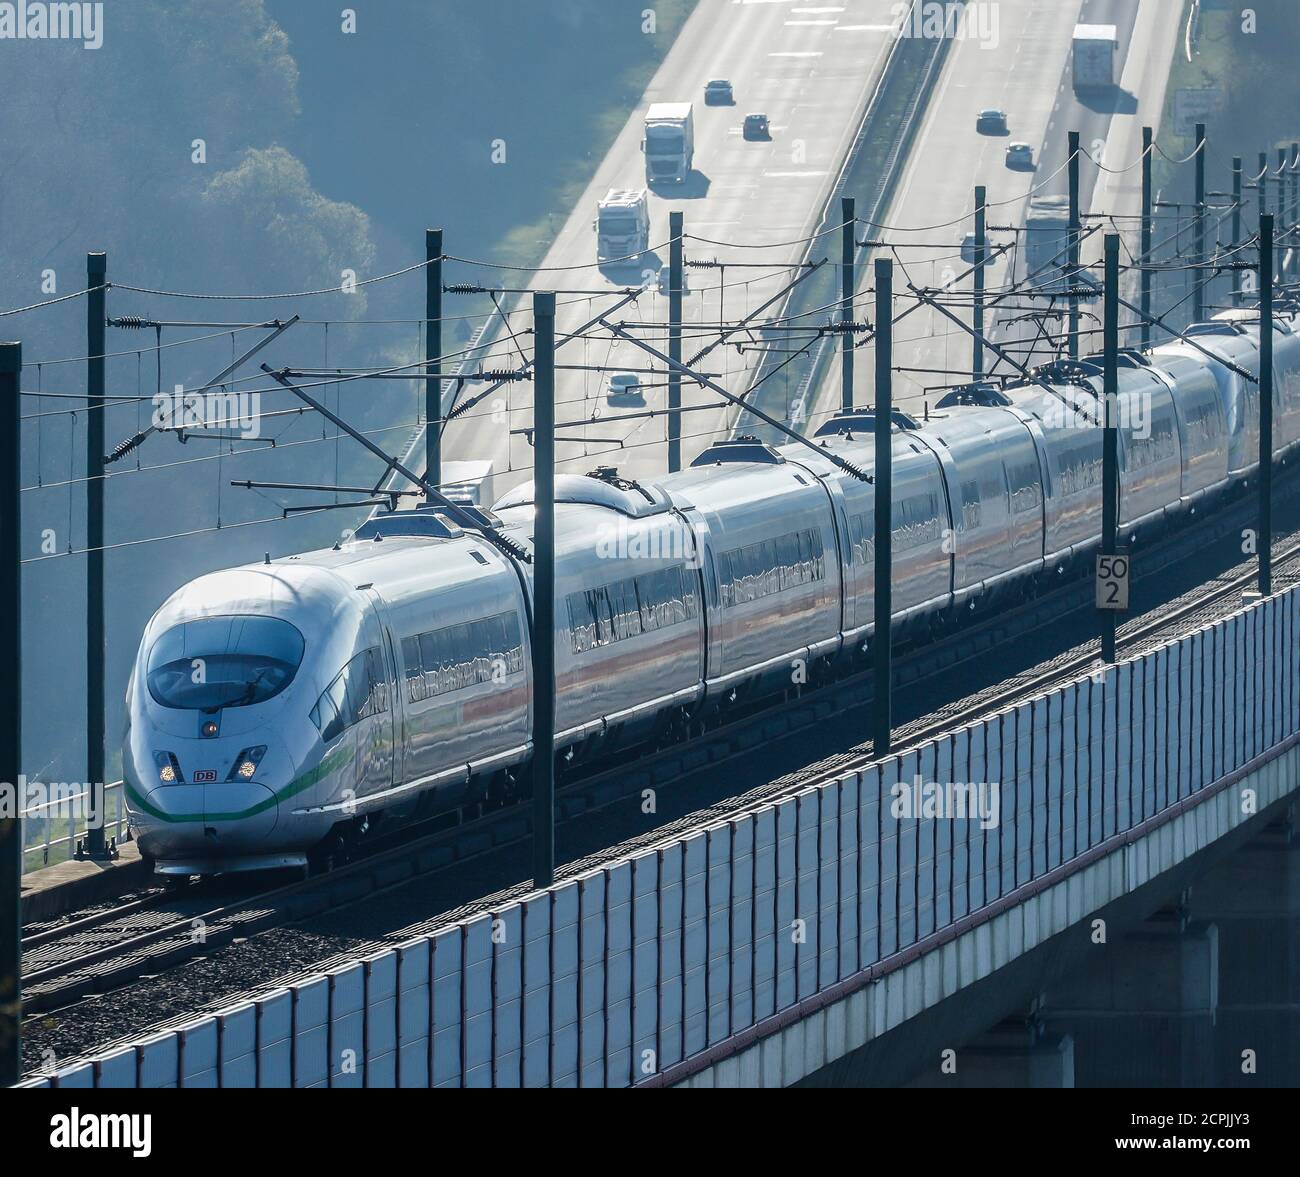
[1096,554,1130,611]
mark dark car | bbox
[1005,141,1034,169]
[704,79,734,105]
[743,112,770,140]
[976,108,1009,135]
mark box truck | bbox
[595,188,650,263]
[643,102,694,184]
[1072,24,1117,93]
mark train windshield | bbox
[147,615,305,712]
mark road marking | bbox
[768,50,824,56]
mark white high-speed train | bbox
[123,308,1300,874]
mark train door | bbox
[680,506,723,679]
[353,590,397,804]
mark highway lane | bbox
[807,0,1181,423]
[1086,0,1184,318]
[845,0,1087,419]
[428,0,908,498]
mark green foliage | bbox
[1157,0,1300,193]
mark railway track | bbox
[24,475,1300,1024]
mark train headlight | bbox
[153,751,183,784]
[227,746,267,782]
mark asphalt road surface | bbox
[806,0,1182,423]
[427,0,909,498]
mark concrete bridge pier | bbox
[1038,912,1219,1087]
[904,1017,1075,1088]
[1184,807,1300,1087]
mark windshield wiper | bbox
[202,668,268,713]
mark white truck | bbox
[439,460,494,508]
[595,188,650,264]
[642,102,694,185]
[1072,24,1117,94]
[1024,195,1072,292]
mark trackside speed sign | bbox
[1096,554,1130,611]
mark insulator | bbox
[476,369,525,381]
[109,315,151,330]
[105,432,146,464]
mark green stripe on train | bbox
[125,743,355,823]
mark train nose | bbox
[133,779,279,862]
[198,780,280,849]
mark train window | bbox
[1184,399,1222,450]
[961,480,982,530]
[655,567,678,627]
[146,615,305,712]
[777,533,797,590]
[894,494,941,552]
[624,579,647,639]
[400,612,526,698]
[594,583,620,644]
[568,565,697,652]
[718,528,824,609]
[311,688,346,744]
[762,540,780,596]
[344,654,370,722]
[445,623,472,691]
[609,578,643,642]
[419,631,440,698]
[310,647,387,743]
[849,515,874,565]
[1056,438,1101,497]
[568,594,598,653]
[466,621,490,686]
[367,649,389,715]
[1007,462,1042,515]
[308,673,350,743]
[589,587,616,647]
[504,612,524,673]
[638,568,664,630]
[480,614,507,679]
[402,636,424,704]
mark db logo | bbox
[194,770,218,783]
